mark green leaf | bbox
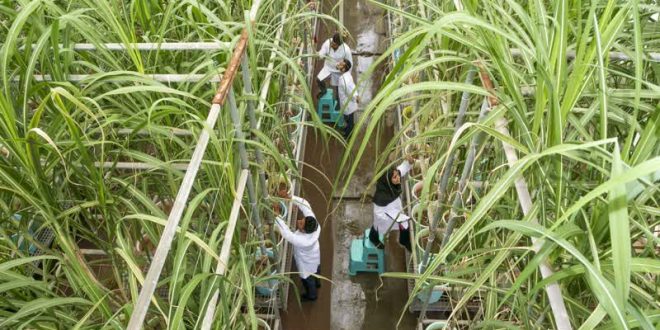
[0,297,92,327]
[479,221,628,329]
[608,144,630,304]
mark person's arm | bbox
[343,44,353,65]
[274,217,318,247]
[397,158,413,178]
[318,39,329,58]
[291,195,315,218]
[346,76,358,103]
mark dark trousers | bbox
[300,266,320,300]
[317,78,327,96]
[369,225,412,252]
[343,113,355,139]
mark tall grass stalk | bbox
[340,0,660,327]
[0,0,322,328]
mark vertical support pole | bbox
[200,170,250,330]
[477,67,572,330]
[417,99,489,322]
[127,103,222,330]
[339,0,344,25]
[228,88,269,257]
[439,99,489,250]
[418,69,476,272]
[241,54,280,260]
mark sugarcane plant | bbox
[0,0,323,328]
[338,0,660,328]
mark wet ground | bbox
[280,0,417,329]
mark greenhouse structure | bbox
[1,0,659,329]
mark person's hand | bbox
[307,1,317,10]
[406,154,415,164]
[272,202,281,215]
[277,188,291,199]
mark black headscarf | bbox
[373,168,401,207]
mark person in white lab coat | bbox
[369,155,415,251]
[274,193,321,301]
[336,60,360,139]
[316,32,353,99]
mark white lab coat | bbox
[275,196,320,279]
[317,38,353,86]
[338,72,358,115]
[372,160,412,233]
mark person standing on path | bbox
[336,59,360,140]
[316,32,353,99]
[369,155,415,252]
[274,191,321,302]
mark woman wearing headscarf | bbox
[369,155,415,251]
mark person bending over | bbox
[274,192,321,301]
[316,32,353,99]
[369,155,415,251]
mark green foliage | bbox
[0,0,319,328]
[342,0,660,328]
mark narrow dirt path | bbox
[281,1,417,329]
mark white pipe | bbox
[22,74,221,83]
[115,128,193,137]
[127,103,222,329]
[19,42,230,51]
[200,170,249,330]
[255,0,292,130]
[493,115,572,330]
[510,48,660,62]
[93,161,189,171]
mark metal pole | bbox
[418,69,476,271]
[241,54,280,260]
[199,87,272,329]
[200,170,249,329]
[126,102,223,330]
[478,67,572,330]
[228,88,269,258]
[127,7,257,326]
[417,98,489,322]
[21,74,221,83]
[18,42,231,51]
[439,99,489,250]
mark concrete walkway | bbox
[281,0,417,329]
